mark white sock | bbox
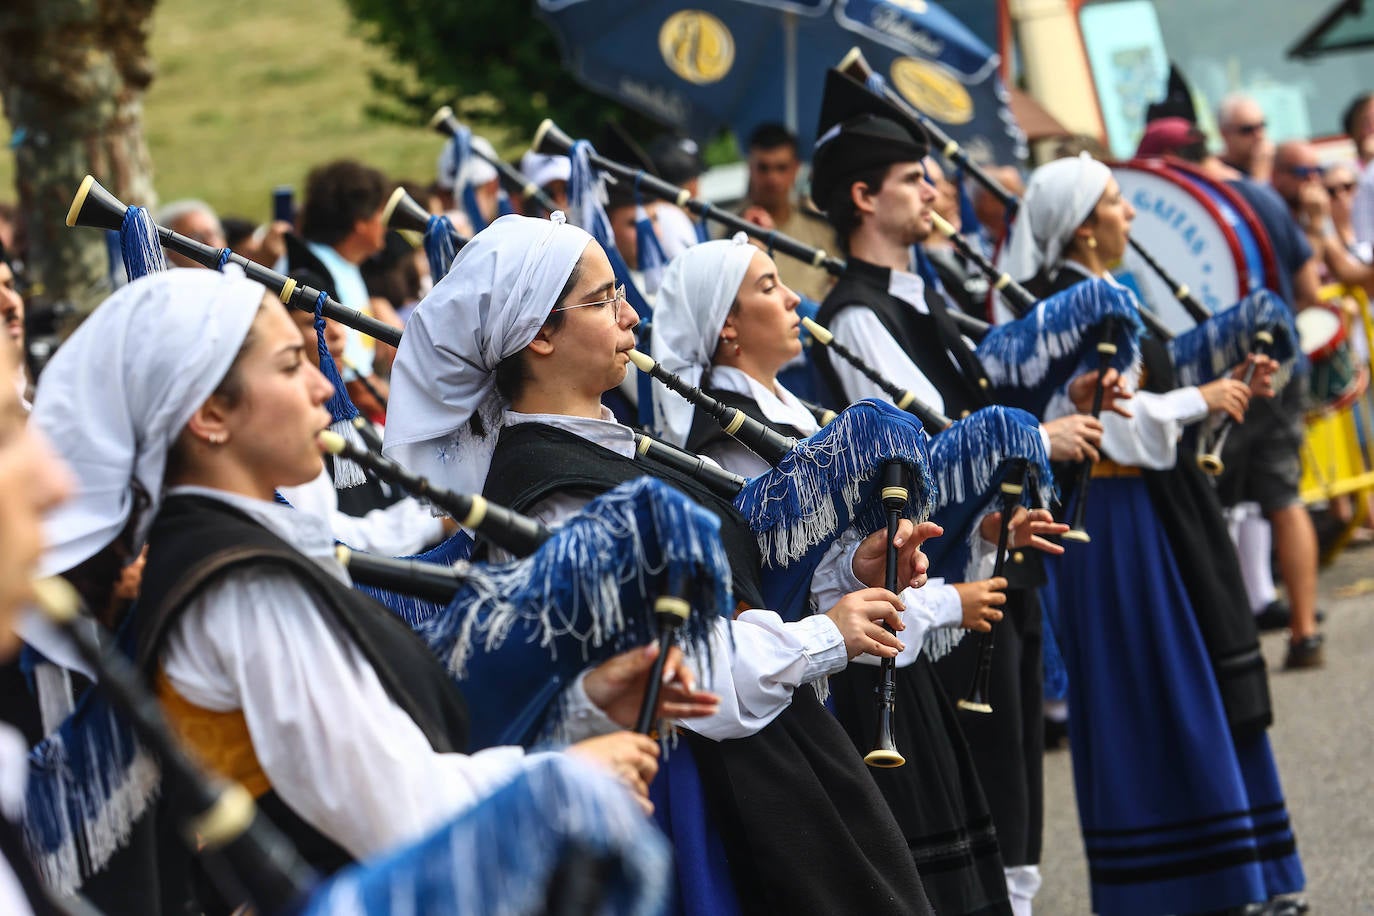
[1043,698,1068,723]
[1230,502,1278,613]
[1005,864,1042,916]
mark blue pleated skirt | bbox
[1054,478,1304,915]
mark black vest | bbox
[482,423,766,610]
[684,383,819,456]
[136,495,472,881]
[815,257,993,419]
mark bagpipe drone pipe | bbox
[835,47,1209,332]
[316,432,731,750]
[625,350,938,621]
[382,185,468,285]
[28,579,672,916]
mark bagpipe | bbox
[28,579,672,916]
[529,117,998,344]
[836,47,1205,334]
[66,176,402,348]
[431,105,560,217]
[382,186,468,286]
[317,430,729,749]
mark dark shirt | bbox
[1224,177,1312,307]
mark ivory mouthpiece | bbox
[381,187,407,227]
[31,577,81,625]
[532,118,556,154]
[800,316,833,345]
[930,212,957,238]
[316,429,347,455]
[837,46,868,77]
[626,349,655,373]
[428,105,455,131]
[67,175,96,228]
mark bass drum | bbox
[1111,160,1265,336]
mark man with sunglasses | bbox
[1219,94,1273,183]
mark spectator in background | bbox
[0,242,26,409]
[969,164,1025,252]
[1218,94,1274,183]
[1342,92,1374,247]
[155,200,226,269]
[286,160,402,417]
[647,134,707,258]
[736,123,837,302]
[1324,162,1370,262]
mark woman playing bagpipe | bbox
[648,234,1043,915]
[805,69,1118,916]
[0,336,75,915]
[1002,154,1305,916]
[27,269,712,913]
[383,213,938,915]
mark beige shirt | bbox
[733,197,839,303]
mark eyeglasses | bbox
[1326,182,1357,195]
[552,284,627,322]
[1284,164,1326,180]
[1231,121,1267,136]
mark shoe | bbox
[1283,634,1325,670]
[1253,600,1291,631]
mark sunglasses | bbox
[552,284,627,322]
[1231,121,1267,136]
[1284,165,1326,180]
[1326,182,1357,195]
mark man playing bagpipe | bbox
[805,68,1139,916]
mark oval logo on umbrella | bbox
[889,57,974,125]
[659,11,735,85]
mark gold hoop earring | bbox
[1086,236,1098,250]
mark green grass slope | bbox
[1,0,461,221]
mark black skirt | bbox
[934,590,1045,867]
[830,656,1012,916]
[688,688,934,916]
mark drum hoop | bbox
[1166,159,1282,294]
[1311,366,1369,416]
[1119,158,1250,303]
[1298,302,1349,361]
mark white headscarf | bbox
[32,269,265,576]
[1000,153,1112,283]
[383,213,594,496]
[649,234,758,446]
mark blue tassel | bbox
[734,399,937,569]
[1168,289,1303,390]
[424,214,460,283]
[409,478,730,749]
[925,406,1056,586]
[299,755,671,916]
[313,291,366,488]
[119,207,167,280]
[954,165,993,258]
[461,182,488,234]
[976,278,1146,414]
[352,528,475,627]
[22,621,159,895]
[496,188,515,218]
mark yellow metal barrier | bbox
[1300,284,1374,558]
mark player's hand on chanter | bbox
[980,507,1069,556]
[953,578,1007,632]
[1067,367,1133,418]
[852,519,941,590]
[1043,414,1103,463]
[1199,377,1251,424]
[583,644,720,729]
[826,587,906,660]
[568,732,661,814]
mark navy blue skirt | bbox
[1054,477,1304,915]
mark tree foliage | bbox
[344,0,664,149]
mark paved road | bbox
[1036,544,1374,914]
